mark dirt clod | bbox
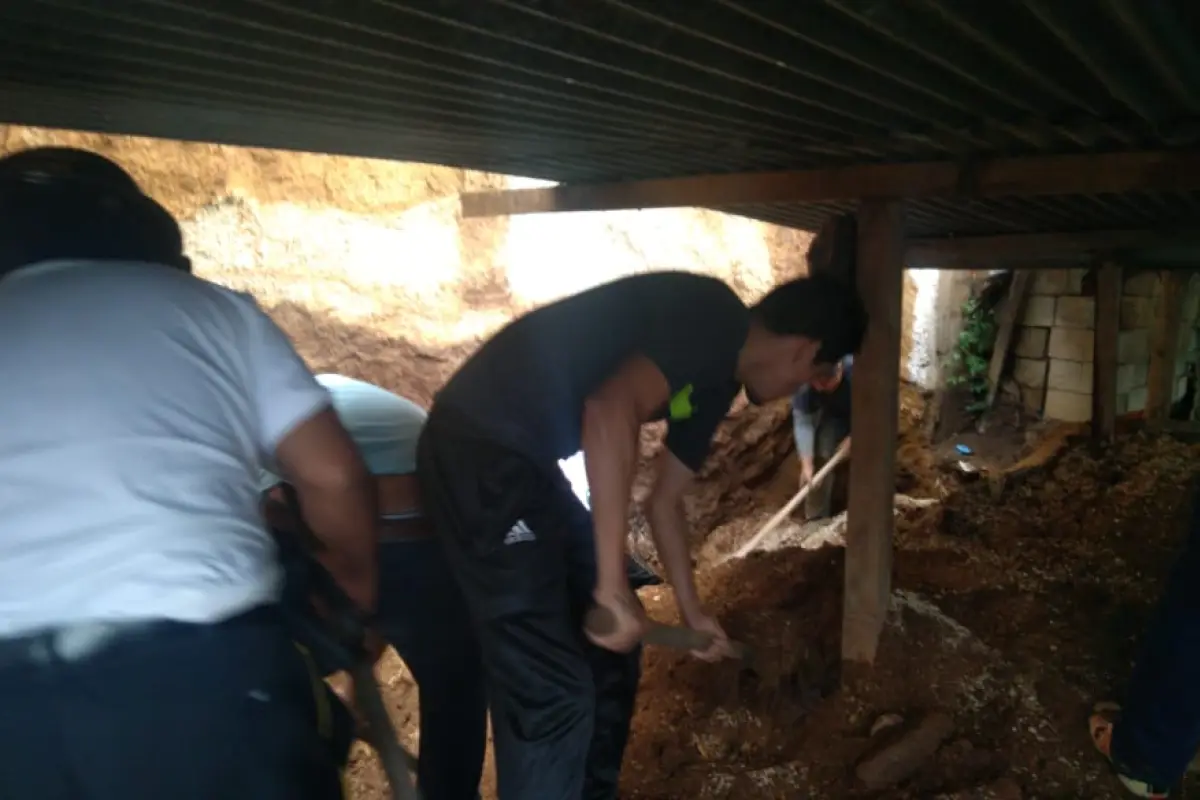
[856,710,956,790]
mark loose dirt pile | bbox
[346,429,1200,800]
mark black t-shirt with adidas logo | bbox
[434,271,748,473]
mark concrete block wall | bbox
[1008,269,1200,422]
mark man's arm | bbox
[792,389,817,481]
[645,450,703,622]
[581,354,671,651]
[273,409,380,613]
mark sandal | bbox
[1089,702,1171,799]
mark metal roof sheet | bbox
[2,0,1199,235]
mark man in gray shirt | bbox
[791,354,854,520]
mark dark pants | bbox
[803,412,849,520]
[280,538,488,800]
[0,605,343,800]
[1112,487,1200,786]
[417,409,654,800]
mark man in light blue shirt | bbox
[791,355,853,520]
[263,375,485,800]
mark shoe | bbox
[1089,702,1171,798]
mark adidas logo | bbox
[503,519,536,545]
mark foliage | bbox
[947,294,998,414]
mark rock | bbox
[870,712,905,738]
[855,710,955,790]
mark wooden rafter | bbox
[461,149,1200,217]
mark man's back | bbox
[0,260,328,636]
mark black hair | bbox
[750,272,868,363]
[0,147,189,278]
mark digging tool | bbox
[584,606,751,661]
[279,485,422,800]
[725,438,850,562]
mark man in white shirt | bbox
[263,375,487,800]
[0,147,379,800]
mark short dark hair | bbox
[0,147,188,278]
[750,273,868,362]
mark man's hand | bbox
[799,456,815,488]
[681,608,735,663]
[586,584,646,653]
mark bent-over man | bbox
[0,147,377,799]
[792,354,853,520]
[263,374,487,800]
[417,270,867,798]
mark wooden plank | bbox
[1093,263,1123,440]
[985,271,1032,408]
[904,230,1200,269]
[843,198,905,666]
[460,149,1200,217]
[1146,272,1188,424]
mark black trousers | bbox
[0,605,344,800]
[417,408,656,800]
[280,537,488,800]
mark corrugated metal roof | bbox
[1,0,1199,236]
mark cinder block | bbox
[1021,384,1044,414]
[1023,295,1057,327]
[1127,387,1148,412]
[1044,389,1093,422]
[1048,358,1094,394]
[1120,297,1154,330]
[1048,327,1095,361]
[1116,363,1148,394]
[1118,330,1150,364]
[1031,269,1068,295]
[1055,296,1096,329]
[1014,326,1049,358]
[1124,271,1158,297]
[1013,357,1048,388]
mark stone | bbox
[1117,363,1148,394]
[1031,269,1068,295]
[1047,358,1093,394]
[1124,270,1158,297]
[1048,327,1094,361]
[1013,326,1048,358]
[1120,297,1154,330]
[1054,296,1095,329]
[870,713,905,738]
[1012,358,1047,388]
[1022,295,1056,327]
[856,711,955,791]
[1118,330,1150,364]
[1066,269,1087,295]
[1128,387,1148,412]
[1044,389,1092,422]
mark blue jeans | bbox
[1112,487,1200,786]
[0,606,343,800]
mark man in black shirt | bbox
[417,271,867,799]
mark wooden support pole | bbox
[1147,272,1188,425]
[984,271,1032,408]
[1093,263,1123,440]
[843,199,904,666]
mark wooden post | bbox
[1147,272,1187,425]
[1093,263,1122,440]
[984,271,1032,409]
[843,199,905,666]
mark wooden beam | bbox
[904,230,1200,269]
[843,198,904,666]
[1146,272,1188,424]
[1093,263,1123,440]
[461,149,1200,217]
[985,271,1032,408]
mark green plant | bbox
[947,295,998,414]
